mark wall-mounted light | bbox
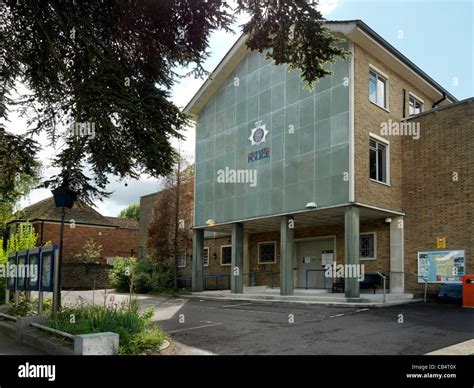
[385,217,392,223]
[306,202,317,209]
[206,219,216,226]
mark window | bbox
[369,136,389,184]
[177,252,187,268]
[258,242,276,264]
[221,245,232,266]
[19,223,33,235]
[360,233,376,260]
[203,247,209,267]
[409,94,423,116]
[369,69,388,109]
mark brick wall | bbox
[61,263,112,290]
[353,43,436,211]
[402,100,474,295]
[184,220,390,289]
[177,235,232,289]
[36,222,139,263]
[139,192,159,259]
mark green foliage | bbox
[109,257,175,294]
[0,224,41,302]
[47,300,165,355]
[118,204,140,221]
[74,238,102,264]
[0,131,41,214]
[109,257,137,293]
[2,1,346,202]
[135,258,174,294]
[7,295,52,317]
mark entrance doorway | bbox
[296,237,335,289]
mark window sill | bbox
[220,263,231,267]
[360,257,377,261]
[370,178,391,187]
[369,100,390,113]
[258,261,276,265]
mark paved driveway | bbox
[157,298,474,355]
[0,331,45,355]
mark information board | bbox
[418,250,465,283]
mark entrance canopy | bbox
[195,203,404,234]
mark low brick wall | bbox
[62,263,112,290]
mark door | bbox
[296,238,335,289]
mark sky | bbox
[7,0,474,217]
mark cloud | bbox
[318,0,339,16]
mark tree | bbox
[118,204,140,221]
[1,0,348,203]
[147,158,194,289]
[0,133,41,236]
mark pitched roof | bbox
[11,197,115,227]
[104,217,139,230]
[184,20,457,116]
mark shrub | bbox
[109,257,136,292]
[7,295,52,317]
[47,300,165,355]
[109,257,174,294]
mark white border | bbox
[369,64,390,111]
[349,40,355,203]
[369,133,391,185]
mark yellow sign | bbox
[436,237,446,249]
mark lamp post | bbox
[51,186,78,314]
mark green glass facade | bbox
[195,46,350,227]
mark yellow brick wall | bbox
[353,43,435,211]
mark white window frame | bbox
[177,251,187,268]
[203,247,210,267]
[369,65,389,111]
[19,223,33,235]
[360,232,377,261]
[258,241,277,265]
[369,133,390,186]
[220,245,232,266]
[408,92,424,116]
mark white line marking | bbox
[329,313,345,318]
[167,322,223,334]
[221,302,253,308]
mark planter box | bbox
[0,308,119,355]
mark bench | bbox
[332,273,384,294]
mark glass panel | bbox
[194,48,350,227]
[369,71,377,103]
[409,97,415,115]
[222,247,232,264]
[370,147,377,180]
[376,77,386,107]
[377,143,386,182]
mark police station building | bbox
[183,20,473,300]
